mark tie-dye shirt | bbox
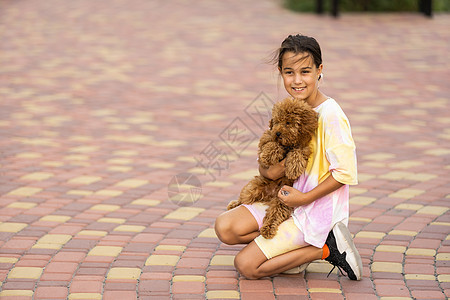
[292,98,357,248]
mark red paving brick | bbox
[0,0,449,299]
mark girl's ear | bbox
[318,64,324,77]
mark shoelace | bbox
[326,264,345,278]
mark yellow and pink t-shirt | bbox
[292,98,358,248]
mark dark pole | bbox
[332,0,339,17]
[316,0,324,14]
[422,0,432,17]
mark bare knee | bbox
[214,214,239,245]
[234,252,261,280]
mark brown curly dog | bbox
[227,98,318,239]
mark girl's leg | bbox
[214,206,260,245]
[234,241,322,279]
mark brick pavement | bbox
[0,0,449,299]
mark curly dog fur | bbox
[227,98,318,239]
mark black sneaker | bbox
[325,222,363,280]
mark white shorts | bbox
[242,203,309,259]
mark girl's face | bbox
[279,51,323,106]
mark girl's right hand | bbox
[259,159,286,180]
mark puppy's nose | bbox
[276,132,281,137]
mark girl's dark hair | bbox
[273,34,322,70]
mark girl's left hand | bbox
[278,185,305,208]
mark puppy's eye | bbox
[286,122,290,125]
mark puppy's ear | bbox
[269,119,273,129]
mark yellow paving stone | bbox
[90,204,121,211]
[198,228,218,238]
[68,293,102,300]
[153,140,186,147]
[349,217,372,223]
[172,275,205,282]
[67,176,102,185]
[306,260,338,275]
[148,162,175,169]
[67,190,94,196]
[205,181,233,188]
[107,166,133,172]
[97,217,126,224]
[0,290,34,297]
[371,262,403,273]
[38,234,72,245]
[164,207,205,220]
[0,257,18,263]
[379,171,411,180]
[210,255,235,266]
[78,230,108,237]
[230,169,258,180]
[88,246,123,257]
[406,248,436,256]
[8,267,43,279]
[425,148,450,156]
[349,187,368,195]
[349,196,376,206]
[431,221,450,226]
[145,255,180,266]
[206,290,240,299]
[390,188,425,199]
[391,160,423,169]
[389,230,417,237]
[438,274,450,282]
[0,222,28,233]
[131,199,160,206]
[155,245,186,252]
[355,231,386,239]
[64,154,90,161]
[375,245,406,253]
[32,243,64,250]
[413,173,438,181]
[20,172,54,181]
[394,203,423,211]
[112,150,139,156]
[357,173,376,182]
[188,167,213,174]
[362,152,396,161]
[15,152,43,159]
[106,158,134,165]
[115,179,148,188]
[405,274,435,280]
[94,190,123,197]
[194,113,226,122]
[416,206,448,215]
[436,253,450,261]
[7,187,42,196]
[39,215,71,223]
[107,267,141,279]
[113,225,145,232]
[177,156,197,163]
[308,288,342,294]
[70,146,99,153]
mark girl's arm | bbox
[278,174,344,207]
[259,159,285,180]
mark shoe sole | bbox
[282,262,310,274]
[333,222,363,280]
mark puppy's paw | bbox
[227,200,240,210]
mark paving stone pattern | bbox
[0,0,449,299]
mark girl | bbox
[215,34,363,280]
